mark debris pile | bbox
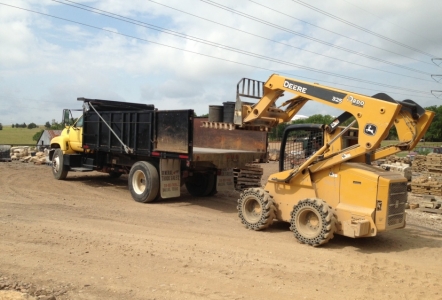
[385,155,412,165]
[268,149,279,161]
[374,155,412,181]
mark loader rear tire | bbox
[185,172,215,197]
[52,149,68,180]
[237,188,276,231]
[290,198,335,247]
[129,161,159,203]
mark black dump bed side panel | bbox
[81,99,155,155]
[80,99,193,156]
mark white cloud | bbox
[0,0,441,126]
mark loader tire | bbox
[129,161,159,203]
[52,149,68,180]
[237,188,276,231]
[290,198,335,247]
[185,172,215,197]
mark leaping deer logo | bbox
[364,124,377,136]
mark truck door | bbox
[69,116,84,152]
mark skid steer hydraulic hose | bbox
[88,102,133,154]
[271,120,357,183]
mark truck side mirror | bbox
[63,109,71,126]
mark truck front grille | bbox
[387,182,407,226]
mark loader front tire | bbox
[237,188,276,231]
[52,149,68,180]
[290,198,335,247]
[129,161,159,203]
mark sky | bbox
[1,0,441,125]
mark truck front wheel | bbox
[52,149,68,180]
[129,161,159,203]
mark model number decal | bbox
[348,95,364,107]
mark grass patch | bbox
[0,125,43,145]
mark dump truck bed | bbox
[80,99,267,168]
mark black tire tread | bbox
[237,188,276,231]
[290,198,336,247]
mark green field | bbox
[0,126,43,145]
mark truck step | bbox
[70,167,93,172]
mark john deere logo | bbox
[364,124,377,136]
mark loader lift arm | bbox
[235,74,434,171]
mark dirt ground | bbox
[1,161,442,300]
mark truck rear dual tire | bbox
[108,171,123,179]
[185,172,215,197]
[52,149,68,180]
[129,161,160,203]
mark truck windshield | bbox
[75,116,84,127]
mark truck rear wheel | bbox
[290,198,335,246]
[129,161,159,203]
[185,172,215,197]
[237,188,276,230]
[108,171,122,179]
[52,149,68,180]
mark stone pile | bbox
[10,146,49,165]
[411,153,442,196]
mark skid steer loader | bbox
[233,74,434,246]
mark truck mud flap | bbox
[159,159,181,199]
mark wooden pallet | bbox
[234,164,263,190]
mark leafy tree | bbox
[33,129,44,142]
[269,122,289,141]
[425,105,442,142]
[291,114,335,125]
[0,123,2,130]
[27,122,37,129]
[22,122,27,128]
[45,121,51,129]
[11,124,14,128]
[15,123,19,128]
[387,127,398,140]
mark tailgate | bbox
[155,110,193,155]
